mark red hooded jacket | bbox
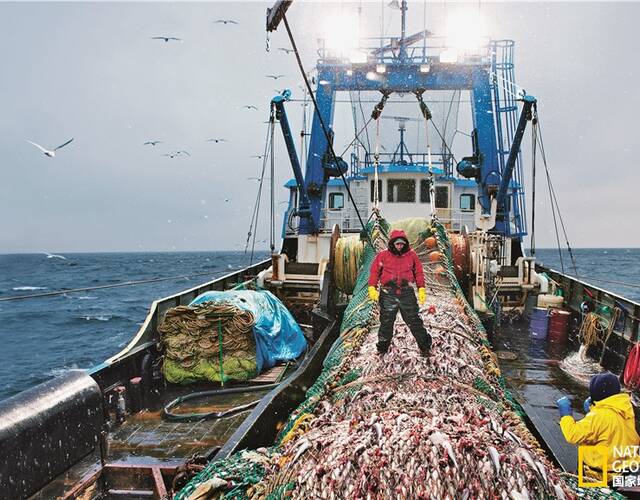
[368,229,425,289]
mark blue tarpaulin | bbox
[189,290,307,373]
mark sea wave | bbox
[83,315,111,322]
[12,286,47,291]
[44,364,81,377]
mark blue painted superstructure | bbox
[272,1,534,242]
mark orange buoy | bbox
[425,236,437,249]
[429,251,442,262]
[434,265,446,275]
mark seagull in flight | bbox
[205,138,227,143]
[278,47,294,54]
[44,252,66,260]
[163,150,190,159]
[213,19,238,25]
[243,105,258,111]
[143,140,163,146]
[151,36,182,42]
[251,155,265,159]
[265,74,286,80]
[26,138,74,158]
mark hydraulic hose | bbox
[162,382,281,422]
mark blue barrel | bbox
[530,307,549,340]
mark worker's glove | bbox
[583,397,592,414]
[368,286,379,302]
[418,288,426,305]
[556,396,573,418]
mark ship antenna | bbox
[400,0,408,59]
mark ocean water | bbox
[0,248,637,402]
[534,247,640,303]
[0,251,268,401]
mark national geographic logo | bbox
[578,445,640,488]
[578,445,608,488]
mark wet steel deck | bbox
[31,384,275,498]
[494,318,592,473]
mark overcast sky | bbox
[1,1,638,253]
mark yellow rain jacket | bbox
[560,393,640,479]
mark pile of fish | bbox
[244,240,574,499]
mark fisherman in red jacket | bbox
[367,229,432,356]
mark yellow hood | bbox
[593,393,636,420]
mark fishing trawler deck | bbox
[30,367,289,499]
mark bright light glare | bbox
[439,49,458,64]
[348,51,367,64]
[445,11,487,50]
[322,14,360,56]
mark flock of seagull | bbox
[26,17,293,169]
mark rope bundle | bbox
[579,312,607,348]
[158,303,257,383]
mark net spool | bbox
[449,233,470,281]
[333,235,365,295]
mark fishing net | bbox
[158,304,257,384]
[175,216,612,499]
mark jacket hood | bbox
[388,229,410,255]
[594,393,636,420]
[590,371,621,401]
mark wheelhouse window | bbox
[460,193,475,211]
[420,180,431,203]
[435,186,449,208]
[370,180,383,203]
[328,192,344,210]
[387,179,416,203]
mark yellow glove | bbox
[368,286,379,302]
[418,288,426,305]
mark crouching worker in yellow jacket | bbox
[556,371,640,483]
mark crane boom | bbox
[266,1,294,32]
[496,95,536,213]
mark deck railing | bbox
[538,265,640,374]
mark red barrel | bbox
[548,309,571,343]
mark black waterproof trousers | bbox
[377,286,432,354]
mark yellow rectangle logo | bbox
[578,445,608,487]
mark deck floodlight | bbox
[419,64,430,73]
[445,11,487,51]
[439,48,458,63]
[376,64,386,74]
[365,71,378,81]
[322,14,360,57]
[346,69,354,76]
[348,50,367,64]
